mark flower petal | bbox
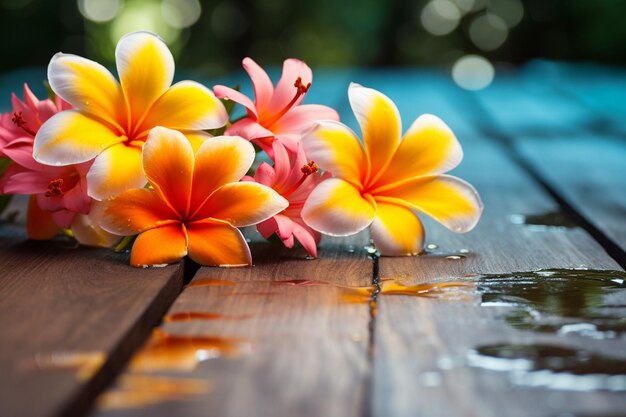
[273,104,339,135]
[2,140,40,170]
[224,118,273,142]
[376,174,483,233]
[183,130,212,153]
[193,182,288,227]
[301,178,376,236]
[268,59,312,114]
[243,57,273,110]
[71,201,120,248]
[34,110,123,165]
[101,188,177,235]
[139,81,228,133]
[115,31,174,126]
[374,114,462,188]
[371,202,425,256]
[87,143,145,200]
[131,223,187,267]
[301,120,366,187]
[27,195,59,240]
[47,53,125,129]
[213,85,258,118]
[348,83,401,184]
[292,219,320,258]
[190,136,255,210]
[186,218,251,266]
[143,127,194,215]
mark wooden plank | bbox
[344,72,626,417]
[0,231,185,417]
[515,134,626,259]
[469,72,626,260]
[91,232,373,417]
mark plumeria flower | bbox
[33,31,228,200]
[301,84,483,256]
[214,57,338,156]
[0,84,117,246]
[101,127,288,267]
[244,141,330,257]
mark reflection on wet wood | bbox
[96,375,210,410]
[0,237,185,417]
[92,232,372,417]
[367,73,626,417]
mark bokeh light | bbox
[161,0,201,29]
[421,0,462,36]
[452,54,494,90]
[109,0,178,45]
[469,13,508,51]
[78,0,122,23]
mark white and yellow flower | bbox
[34,31,228,200]
[301,84,483,256]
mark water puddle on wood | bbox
[129,329,244,372]
[96,374,210,410]
[475,269,626,339]
[468,343,626,391]
[509,210,577,231]
[380,268,626,391]
[24,351,105,381]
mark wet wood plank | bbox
[91,232,372,417]
[0,234,185,417]
[469,71,626,260]
[515,134,626,259]
[351,73,626,417]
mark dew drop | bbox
[445,255,463,260]
[426,243,439,250]
[459,249,470,254]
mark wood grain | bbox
[346,72,626,417]
[92,232,373,417]
[0,235,185,417]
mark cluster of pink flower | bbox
[0,31,483,267]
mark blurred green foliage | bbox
[1,0,626,76]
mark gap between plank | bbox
[456,89,626,269]
[78,258,200,417]
[363,251,381,417]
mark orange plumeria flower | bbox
[33,31,227,200]
[301,84,483,256]
[100,127,288,267]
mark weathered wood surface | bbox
[0,231,185,417]
[1,65,625,417]
[469,69,626,261]
[342,72,626,417]
[92,233,372,417]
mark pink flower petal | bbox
[213,85,258,118]
[242,57,273,110]
[225,118,274,142]
[268,59,312,115]
[273,104,339,135]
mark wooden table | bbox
[1,63,625,417]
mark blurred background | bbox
[1,0,626,90]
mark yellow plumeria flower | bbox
[301,83,483,256]
[33,31,228,200]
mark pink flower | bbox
[214,57,339,156]
[0,84,70,167]
[245,141,329,257]
[0,84,116,246]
